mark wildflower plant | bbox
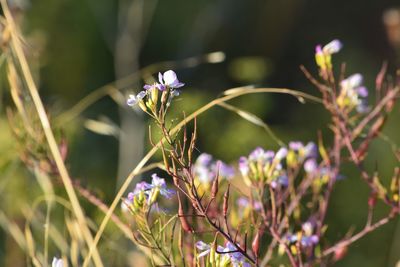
[121,39,400,267]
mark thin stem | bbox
[322,213,396,257]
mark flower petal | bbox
[163,70,178,86]
[323,39,343,54]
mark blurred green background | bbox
[1,0,400,266]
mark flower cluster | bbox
[239,142,320,189]
[196,241,251,267]
[315,40,369,114]
[124,173,175,213]
[127,70,184,113]
[238,146,288,186]
[236,196,262,219]
[336,73,369,113]
[315,39,342,76]
[282,221,319,255]
[117,39,400,267]
[193,153,234,190]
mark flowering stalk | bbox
[123,40,400,267]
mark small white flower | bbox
[322,39,343,54]
[127,91,147,106]
[52,257,64,267]
[275,147,288,160]
[158,70,185,89]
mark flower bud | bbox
[178,194,193,233]
[252,231,261,257]
[223,184,230,217]
[368,193,377,208]
[138,100,147,112]
[211,175,219,199]
[333,245,348,261]
[151,87,159,105]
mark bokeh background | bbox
[1,0,400,266]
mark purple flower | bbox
[302,221,315,236]
[288,141,317,159]
[341,73,363,88]
[128,181,152,200]
[304,142,317,158]
[239,146,288,185]
[196,241,250,266]
[143,82,164,91]
[158,70,185,89]
[271,175,289,189]
[196,241,213,258]
[237,197,262,211]
[127,91,147,106]
[194,153,234,184]
[357,86,368,97]
[216,160,235,178]
[126,174,174,206]
[301,235,319,247]
[338,73,369,113]
[151,174,175,199]
[289,141,305,151]
[223,243,251,267]
[304,158,318,173]
[238,157,249,176]
[197,153,213,166]
[275,147,288,161]
[322,39,343,54]
[315,40,342,74]
[285,233,319,248]
[249,147,274,163]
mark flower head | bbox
[127,91,147,106]
[285,232,319,249]
[315,39,343,78]
[239,147,286,186]
[271,175,289,189]
[223,242,251,267]
[195,241,250,267]
[159,70,185,89]
[151,173,175,199]
[237,197,263,211]
[304,158,318,173]
[196,241,212,258]
[143,82,164,91]
[322,39,343,54]
[194,153,234,186]
[337,73,369,113]
[125,174,175,211]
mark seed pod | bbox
[59,138,68,162]
[211,174,219,199]
[333,245,348,261]
[160,144,171,172]
[368,193,377,208]
[223,184,230,217]
[151,87,159,105]
[138,100,147,113]
[171,159,179,186]
[178,194,193,233]
[252,230,261,257]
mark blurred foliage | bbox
[0,0,400,266]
